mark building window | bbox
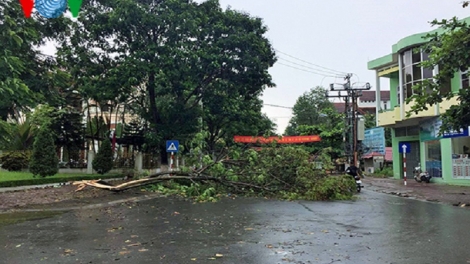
[401,48,433,99]
[462,70,469,89]
[395,126,419,137]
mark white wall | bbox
[358,99,391,110]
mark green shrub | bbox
[306,175,357,200]
[375,166,393,178]
[29,125,59,177]
[0,151,30,171]
[93,139,113,174]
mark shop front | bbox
[420,118,443,178]
[420,117,470,183]
[447,127,470,179]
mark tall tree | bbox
[56,0,276,157]
[284,86,345,157]
[295,106,345,157]
[284,86,334,135]
[409,3,470,131]
[0,0,69,120]
[202,81,276,152]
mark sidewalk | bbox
[363,176,470,207]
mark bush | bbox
[374,166,393,178]
[29,125,59,177]
[0,151,30,171]
[93,139,113,174]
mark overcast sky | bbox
[212,0,470,133]
[41,1,470,134]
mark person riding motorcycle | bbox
[346,161,363,192]
[345,162,361,179]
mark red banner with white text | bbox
[233,135,321,144]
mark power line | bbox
[276,62,338,77]
[263,103,293,109]
[274,49,347,75]
[277,56,344,76]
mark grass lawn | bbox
[0,171,101,182]
[0,170,123,187]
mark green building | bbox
[368,16,470,185]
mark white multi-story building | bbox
[332,90,390,115]
[357,91,391,112]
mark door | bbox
[401,141,420,178]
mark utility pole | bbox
[199,87,204,169]
[326,74,371,167]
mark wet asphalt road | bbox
[1,189,470,264]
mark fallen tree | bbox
[73,172,277,193]
[74,146,357,201]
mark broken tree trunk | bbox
[72,170,276,193]
[73,169,219,192]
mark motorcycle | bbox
[354,175,363,192]
[413,163,432,183]
[346,167,363,192]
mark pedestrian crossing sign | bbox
[166,140,179,153]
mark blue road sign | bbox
[166,140,179,153]
[399,142,410,154]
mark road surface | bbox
[1,189,469,263]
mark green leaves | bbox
[285,86,336,135]
[409,7,470,131]
[57,0,276,153]
[0,0,71,119]
[285,87,344,157]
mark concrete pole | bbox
[403,152,407,186]
[375,71,381,127]
[433,65,440,115]
[86,150,94,174]
[135,152,143,173]
[398,54,404,120]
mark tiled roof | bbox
[362,152,383,159]
[360,91,390,101]
[333,102,345,113]
[332,103,375,115]
[362,147,392,162]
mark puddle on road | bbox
[0,211,63,228]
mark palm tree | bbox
[0,117,36,151]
